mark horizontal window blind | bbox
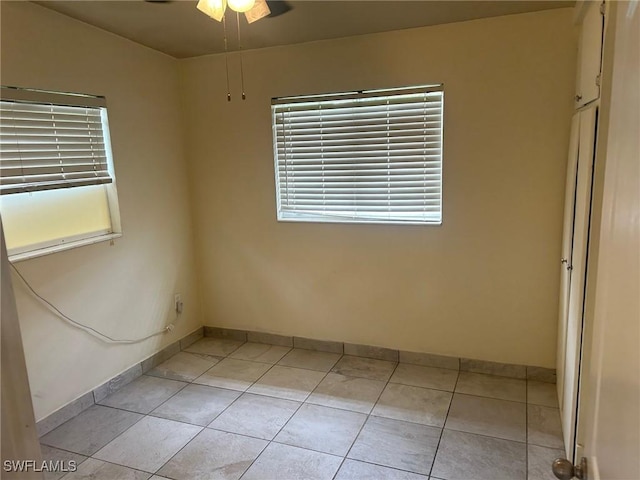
[0,89,113,195]
[272,86,443,225]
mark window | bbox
[272,85,444,225]
[0,86,121,261]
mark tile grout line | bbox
[96,396,199,477]
[147,338,279,477]
[97,378,189,417]
[427,364,461,479]
[82,411,149,467]
[107,352,533,477]
[72,387,528,473]
[76,455,161,478]
[442,390,529,405]
[134,339,240,419]
[526,379,530,480]
[330,359,402,479]
[50,338,555,479]
[89,338,250,477]
[55,344,327,474]
[433,426,529,445]
[236,351,345,479]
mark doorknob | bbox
[561,258,568,264]
[552,457,588,480]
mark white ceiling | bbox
[34,0,574,59]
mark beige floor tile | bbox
[241,443,342,480]
[193,358,271,392]
[147,352,219,382]
[209,393,300,440]
[432,430,526,480]
[97,375,187,414]
[229,342,291,364]
[460,359,526,379]
[348,416,440,476]
[331,355,397,381]
[307,373,386,414]
[157,429,267,480]
[40,405,142,456]
[455,371,526,402]
[185,337,244,357]
[93,416,201,473]
[247,365,326,401]
[60,458,150,480]
[528,405,564,449]
[335,459,429,480]
[445,393,526,442]
[274,403,366,456]
[528,381,559,408]
[278,349,342,372]
[390,364,458,391]
[528,444,565,480]
[372,383,452,427]
[40,445,87,480]
[151,384,240,426]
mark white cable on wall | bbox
[10,263,174,345]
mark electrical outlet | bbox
[174,294,183,314]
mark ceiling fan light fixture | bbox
[196,0,226,22]
[227,0,256,13]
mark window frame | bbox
[271,85,444,226]
[0,86,122,262]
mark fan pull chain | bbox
[236,11,246,100]
[222,14,231,101]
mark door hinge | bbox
[595,74,601,87]
[600,2,605,15]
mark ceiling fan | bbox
[145,0,292,23]
[197,0,292,23]
[146,0,292,100]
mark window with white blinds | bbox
[272,85,444,225]
[0,87,121,261]
[0,88,113,195]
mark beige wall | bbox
[0,2,201,420]
[180,8,577,368]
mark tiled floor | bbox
[41,338,565,480]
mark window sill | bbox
[8,233,122,263]
[277,214,442,226]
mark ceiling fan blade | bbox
[245,0,270,24]
[266,0,292,18]
[196,0,226,22]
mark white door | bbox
[557,105,598,459]
[556,112,580,426]
[574,2,639,478]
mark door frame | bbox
[573,2,640,478]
